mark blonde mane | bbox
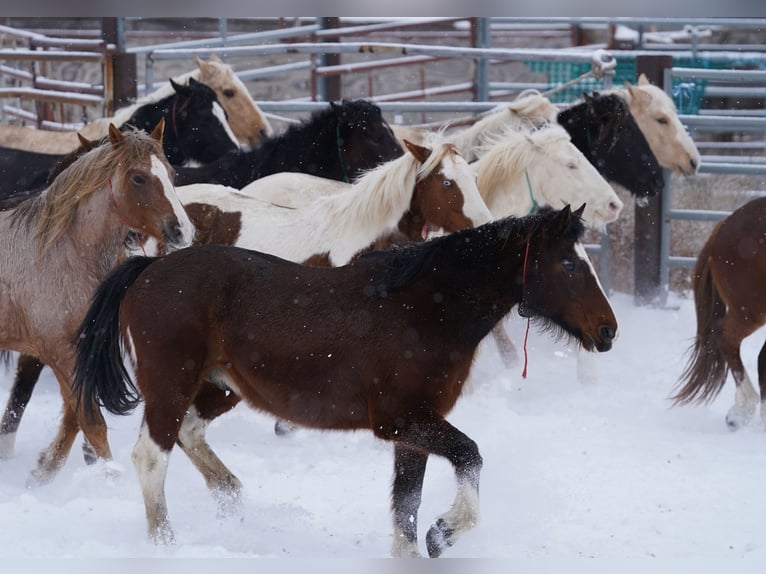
[331,141,453,232]
[12,129,164,255]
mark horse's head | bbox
[195,54,273,150]
[623,74,700,176]
[108,121,195,250]
[519,204,617,353]
[580,92,665,199]
[403,137,491,237]
[166,77,239,164]
[524,125,623,232]
[331,99,403,180]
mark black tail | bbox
[73,256,158,421]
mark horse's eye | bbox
[132,175,146,185]
[443,180,453,187]
[223,89,235,98]
[657,117,669,125]
[566,162,577,170]
[562,259,576,272]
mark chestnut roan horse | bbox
[73,204,616,557]
[672,196,766,430]
[0,121,194,484]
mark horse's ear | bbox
[624,81,652,107]
[77,132,97,151]
[209,53,221,63]
[403,139,431,163]
[195,55,207,70]
[108,123,123,145]
[150,117,165,143]
[573,203,586,219]
[552,204,573,233]
[583,92,594,104]
[188,77,200,87]
[637,73,651,86]
[169,78,184,93]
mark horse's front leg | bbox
[380,412,483,558]
[391,444,428,557]
[0,354,45,459]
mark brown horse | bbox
[672,196,766,430]
[73,204,617,557]
[0,121,195,484]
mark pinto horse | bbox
[0,121,194,484]
[0,78,239,204]
[73,204,617,556]
[173,99,403,188]
[0,53,269,154]
[672,197,766,430]
[169,138,491,265]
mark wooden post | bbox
[101,17,136,114]
[633,54,673,306]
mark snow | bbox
[1,291,766,565]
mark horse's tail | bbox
[672,229,728,405]
[73,256,159,421]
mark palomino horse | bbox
[0,78,239,204]
[672,197,766,430]
[0,54,269,154]
[0,121,195,483]
[557,92,664,200]
[617,74,700,176]
[73,205,617,556]
[174,99,403,187]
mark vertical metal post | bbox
[633,54,673,306]
[317,17,341,102]
[472,18,490,102]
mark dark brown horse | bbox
[73,204,617,557]
[672,196,766,430]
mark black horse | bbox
[0,78,238,203]
[558,92,665,200]
[174,99,404,187]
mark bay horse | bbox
[672,197,766,430]
[72,204,617,556]
[0,78,239,203]
[173,99,403,188]
[0,121,195,484]
[0,53,269,154]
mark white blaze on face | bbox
[212,101,240,148]
[574,241,618,340]
[150,155,195,246]
[441,155,493,226]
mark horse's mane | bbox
[560,93,629,148]
[11,128,164,255]
[359,207,585,296]
[110,69,203,127]
[473,124,571,205]
[325,137,456,234]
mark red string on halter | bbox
[521,238,532,379]
[109,179,146,256]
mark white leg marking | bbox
[726,373,759,430]
[131,421,174,543]
[0,431,16,459]
[392,526,423,558]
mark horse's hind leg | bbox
[377,411,483,558]
[391,445,428,557]
[0,355,45,459]
[28,399,81,486]
[757,339,766,430]
[177,403,243,516]
[717,319,760,430]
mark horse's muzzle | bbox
[163,218,195,250]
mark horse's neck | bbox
[397,206,425,241]
[69,186,127,265]
[112,70,201,127]
[476,152,537,218]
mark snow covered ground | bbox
[1,291,765,565]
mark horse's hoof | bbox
[274,420,296,436]
[25,468,53,488]
[150,523,176,545]
[426,518,453,558]
[726,415,742,432]
[82,441,98,466]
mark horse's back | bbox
[0,124,81,154]
[239,172,347,207]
